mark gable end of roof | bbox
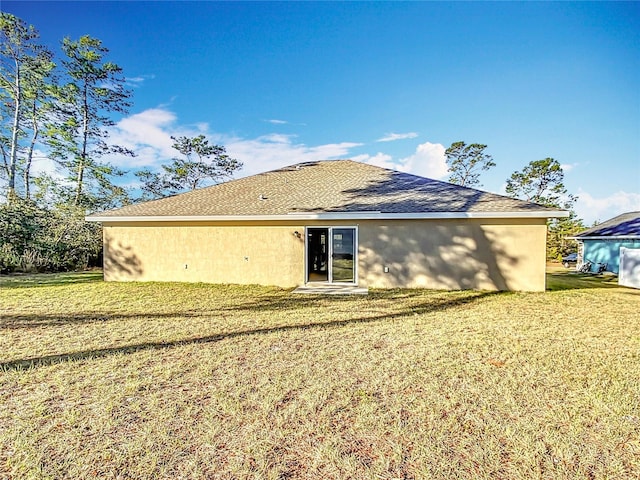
[574,211,640,238]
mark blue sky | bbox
[6,1,640,223]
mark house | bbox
[86,160,567,292]
[570,211,640,274]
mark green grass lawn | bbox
[1,271,638,479]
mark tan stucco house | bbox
[87,160,567,291]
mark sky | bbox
[4,1,640,224]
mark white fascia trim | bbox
[567,235,640,241]
[86,210,567,223]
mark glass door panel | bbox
[331,228,355,283]
[307,228,328,282]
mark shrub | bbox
[0,199,102,273]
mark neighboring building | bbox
[571,211,640,274]
[86,160,567,292]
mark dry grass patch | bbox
[1,272,639,479]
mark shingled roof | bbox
[88,160,566,221]
[574,211,640,238]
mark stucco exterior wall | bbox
[103,222,306,287]
[102,218,548,291]
[357,219,547,291]
[582,239,640,274]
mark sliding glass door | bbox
[330,228,355,283]
[306,227,357,284]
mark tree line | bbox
[444,141,585,260]
[0,13,240,273]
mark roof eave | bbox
[86,210,568,223]
[568,235,640,240]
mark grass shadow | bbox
[546,271,620,291]
[0,310,219,330]
[0,271,103,289]
[1,289,501,329]
[0,290,500,371]
[224,288,503,313]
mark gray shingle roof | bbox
[575,211,640,238]
[89,160,563,219]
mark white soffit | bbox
[87,210,568,222]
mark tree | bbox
[0,21,126,273]
[0,13,53,200]
[47,35,133,209]
[506,158,580,260]
[21,53,56,199]
[445,141,496,188]
[136,134,242,199]
[505,157,575,209]
[547,211,585,260]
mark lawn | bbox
[0,271,638,479]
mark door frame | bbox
[305,226,358,285]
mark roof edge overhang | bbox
[567,235,640,240]
[86,210,568,223]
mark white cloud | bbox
[110,108,177,164]
[398,142,448,179]
[28,149,60,178]
[575,189,640,225]
[126,77,145,85]
[354,142,448,180]
[106,108,212,169]
[107,108,362,176]
[104,107,446,185]
[264,118,307,127]
[125,74,155,88]
[194,122,210,133]
[376,132,419,142]
[105,107,363,176]
[351,152,394,169]
[561,162,578,172]
[226,134,362,176]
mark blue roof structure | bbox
[576,211,640,238]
